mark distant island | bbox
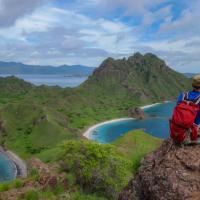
[0,61,96,76]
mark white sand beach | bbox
[83,118,134,139]
[6,150,27,178]
[83,101,171,140]
[0,146,27,178]
[140,102,161,109]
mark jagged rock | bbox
[28,158,68,189]
[128,107,146,119]
[29,158,58,188]
[48,176,58,188]
[119,140,200,200]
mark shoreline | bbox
[140,102,161,110]
[83,118,134,139]
[83,101,170,140]
[0,146,27,179]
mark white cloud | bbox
[142,5,172,26]
[0,6,138,66]
[0,0,199,73]
[0,0,45,27]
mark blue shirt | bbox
[177,91,200,125]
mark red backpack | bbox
[170,92,200,143]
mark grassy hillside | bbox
[0,53,190,158]
[113,130,162,172]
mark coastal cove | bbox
[83,101,176,143]
[0,153,16,182]
[0,147,27,182]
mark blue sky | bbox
[0,0,199,72]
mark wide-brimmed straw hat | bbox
[192,74,200,88]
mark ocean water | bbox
[90,101,176,143]
[0,153,16,182]
[0,74,88,88]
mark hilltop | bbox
[0,61,95,76]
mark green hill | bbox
[113,130,162,172]
[0,53,190,158]
[81,52,190,104]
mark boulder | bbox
[119,140,200,200]
[129,107,146,119]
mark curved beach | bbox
[83,102,164,140]
[0,147,27,179]
[83,118,134,139]
[140,102,161,109]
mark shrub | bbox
[11,179,23,188]
[29,168,40,181]
[0,179,24,192]
[71,191,106,200]
[22,190,39,200]
[0,182,10,192]
[60,140,131,199]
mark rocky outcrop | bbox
[28,158,67,189]
[128,107,147,119]
[119,140,200,200]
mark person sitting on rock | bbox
[170,75,200,144]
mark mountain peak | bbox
[128,51,143,59]
[84,52,190,103]
[100,57,115,67]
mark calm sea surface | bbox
[0,74,88,88]
[0,153,16,182]
[90,101,176,143]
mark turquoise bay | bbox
[90,101,176,143]
[0,153,16,182]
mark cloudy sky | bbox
[0,0,199,72]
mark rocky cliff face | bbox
[119,140,200,200]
